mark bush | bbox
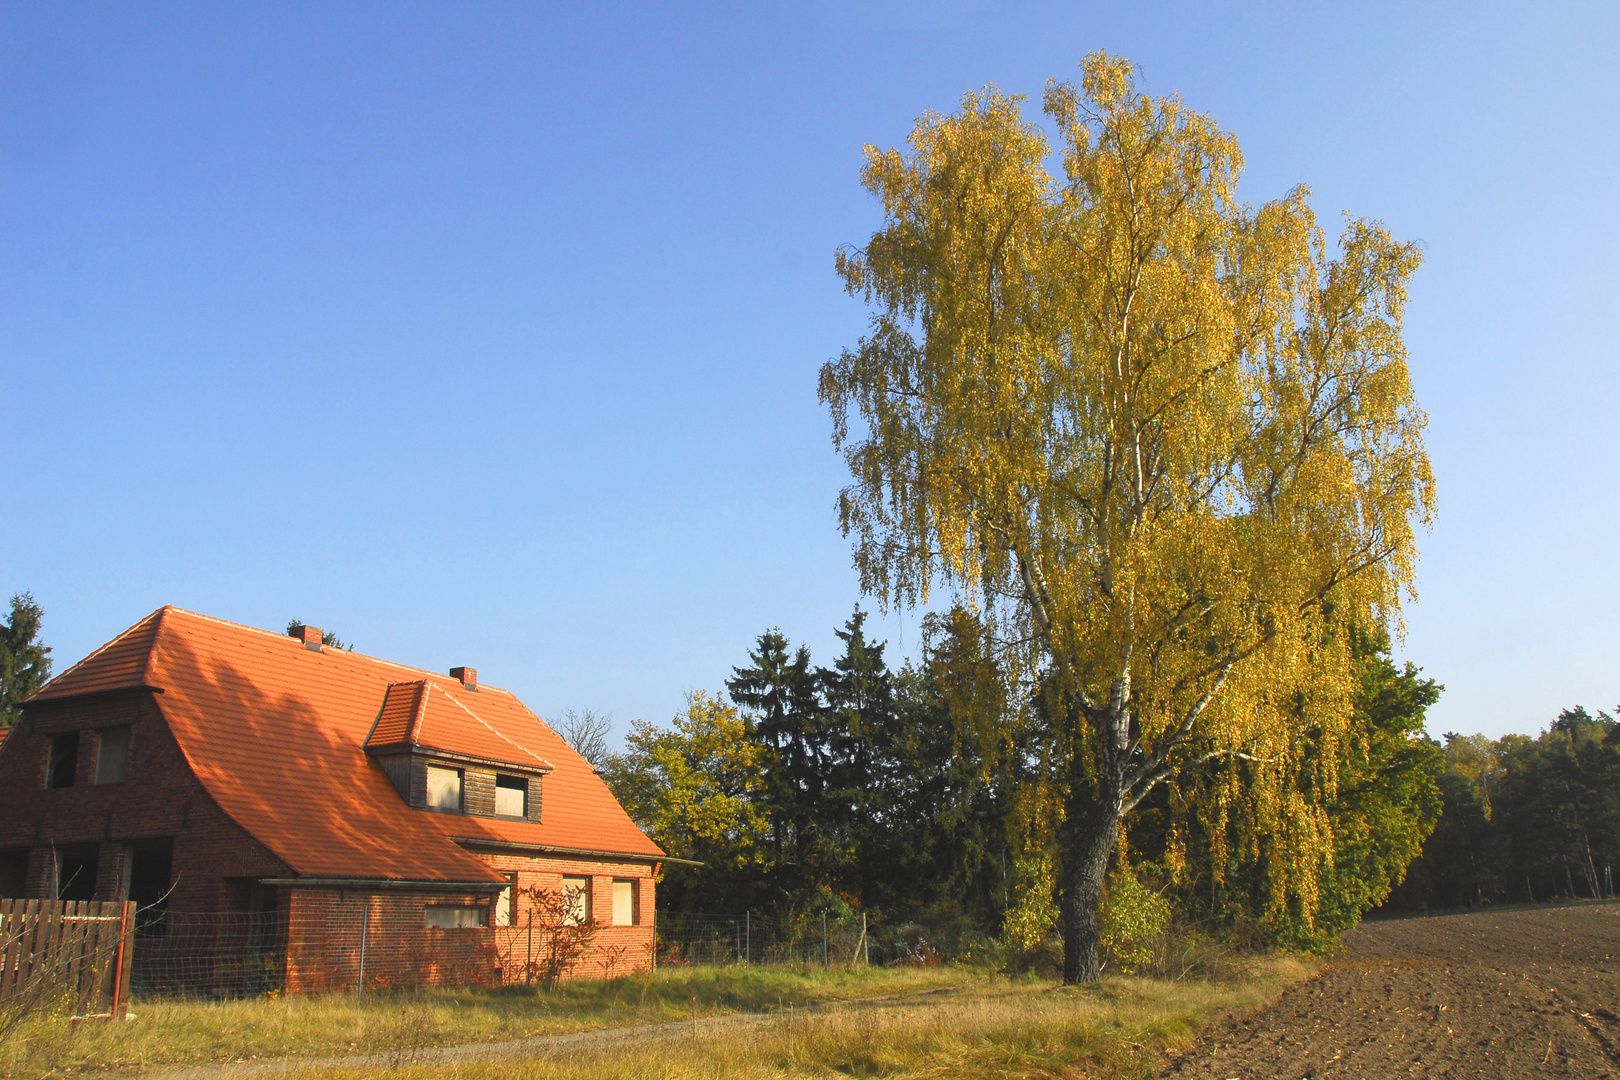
[1100,867,1171,974]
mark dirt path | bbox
[1163,902,1620,1079]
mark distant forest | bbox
[1384,709,1619,910]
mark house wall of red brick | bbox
[476,849,657,982]
[0,694,659,993]
[0,692,291,909]
[278,854,657,992]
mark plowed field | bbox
[1163,902,1620,1078]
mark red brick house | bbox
[0,606,664,992]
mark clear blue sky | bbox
[3,2,1616,741]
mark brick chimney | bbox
[450,666,478,691]
[289,625,323,652]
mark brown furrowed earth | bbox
[1162,901,1620,1079]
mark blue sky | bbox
[3,2,1616,741]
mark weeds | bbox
[0,964,973,1075]
[272,956,1314,1080]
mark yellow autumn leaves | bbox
[822,53,1433,927]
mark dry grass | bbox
[295,956,1314,1080]
[0,964,975,1076]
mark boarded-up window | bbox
[95,727,131,784]
[495,873,517,927]
[612,880,635,926]
[494,775,526,817]
[561,875,590,925]
[426,766,463,811]
[425,905,486,928]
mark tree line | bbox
[603,608,1448,955]
[1386,709,1620,910]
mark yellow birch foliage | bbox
[822,53,1433,925]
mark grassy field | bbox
[285,957,1315,1080]
[0,957,1313,1078]
[0,965,976,1076]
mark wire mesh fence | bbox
[130,911,288,998]
[654,911,877,967]
[121,907,936,1000]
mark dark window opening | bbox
[130,843,173,938]
[0,849,27,899]
[494,774,527,818]
[47,733,80,789]
[57,849,97,902]
[248,883,281,952]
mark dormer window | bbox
[495,775,527,818]
[425,765,463,812]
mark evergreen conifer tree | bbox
[0,593,52,730]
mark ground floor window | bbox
[425,905,487,928]
[561,876,590,925]
[56,848,97,902]
[0,849,25,899]
[611,879,636,926]
[494,873,517,927]
[130,841,174,937]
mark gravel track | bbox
[1162,902,1620,1079]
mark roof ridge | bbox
[431,682,553,769]
[159,607,514,693]
[140,606,173,686]
[29,606,167,700]
[407,680,430,745]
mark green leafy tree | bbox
[1386,767,1496,909]
[600,691,773,911]
[1124,630,1443,947]
[1,593,52,730]
[1491,709,1619,901]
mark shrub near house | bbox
[0,607,663,992]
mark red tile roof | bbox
[29,607,663,883]
[366,679,554,771]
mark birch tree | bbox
[821,53,1433,982]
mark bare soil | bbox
[1162,901,1620,1078]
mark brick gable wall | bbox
[0,691,291,909]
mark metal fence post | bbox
[822,913,828,967]
[356,899,367,999]
[745,910,750,967]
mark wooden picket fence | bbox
[0,900,136,1022]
